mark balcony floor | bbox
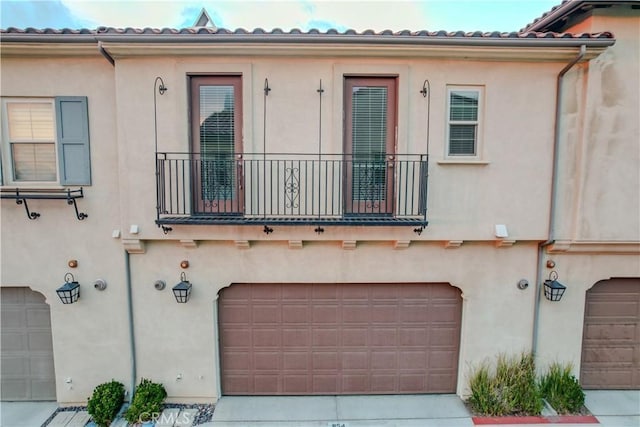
[156,215,428,227]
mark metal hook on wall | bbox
[155,76,168,96]
[420,79,429,97]
[264,78,271,96]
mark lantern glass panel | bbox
[543,280,566,302]
[172,281,192,303]
[56,281,80,304]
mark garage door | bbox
[1,288,56,400]
[219,283,462,395]
[581,278,640,389]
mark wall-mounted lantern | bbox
[543,271,566,302]
[56,273,80,304]
[172,272,192,303]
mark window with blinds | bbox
[5,101,57,181]
[447,89,481,156]
[351,86,388,201]
[199,85,236,201]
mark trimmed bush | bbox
[124,378,167,424]
[468,353,543,416]
[539,363,585,414]
[87,380,125,427]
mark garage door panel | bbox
[431,351,457,369]
[255,375,279,393]
[342,328,367,346]
[253,329,281,347]
[581,278,640,389]
[1,379,28,400]
[26,308,51,327]
[2,332,27,351]
[31,380,56,400]
[312,284,339,299]
[2,307,26,327]
[222,328,250,346]
[313,375,338,392]
[283,306,309,323]
[284,375,308,393]
[223,352,249,370]
[28,331,54,351]
[283,328,309,346]
[371,375,397,392]
[219,283,462,395]
[587,301,638,317]
[313,329,338,346]
[313,352,338,369]
[283,352,307,370]
[1,357,28,377]
[1,288,55,401]
[582,346,635,364]
[313,306,338,323]
[371,328,396,346]
[399,375,425,392]
[584,323,636,340]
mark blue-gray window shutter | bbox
[55,96,91,185]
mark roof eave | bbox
[524,0,638,32]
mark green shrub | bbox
[87,380,125,427]
[468,353,543,416]
[124,378,167,424]
[539,363,585,414]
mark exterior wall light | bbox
[93,279,107,291]
[172,272,192,303]
[543,271,566,302]
[57,273,80,304]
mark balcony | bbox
[155,153,428,230]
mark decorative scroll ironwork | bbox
[1,188,87,220]
[285,166,300,209]
[155,153,428,228]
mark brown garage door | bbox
[1,287,56,400]
[219,283,462,395]
[581,278,640,389]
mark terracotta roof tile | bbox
[0,25,614,40]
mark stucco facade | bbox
[1,1,638,404]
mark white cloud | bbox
[60,0,196,28]
[57,0,433,31]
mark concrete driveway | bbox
[0,389,638,426]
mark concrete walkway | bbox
[1,390,637,426]
[0,401,58,427]
[206,394,472,426]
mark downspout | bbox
[125,251,137,398]
[532,44,586,357]
[98,41,115,66]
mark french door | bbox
[191,76,243,214]
[344,77,397,215]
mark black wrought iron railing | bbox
[156,153,428,227]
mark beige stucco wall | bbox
[535,7,640,378]
[1,13,637,404]
[555,7,640,242]
[115,55,558,243]
[0,56,131,402]
[131,240,540,400]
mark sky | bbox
[0,0,561,32]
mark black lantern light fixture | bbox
[172,272,192,303]
[56,273,80,304]
[543,271,566,302]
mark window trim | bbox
[1,98,60,186]
[445,86,484,160]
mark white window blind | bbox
[6,101,57,181]
[199,85,235,200]
[351,86,388,201]
[448,90,479,156]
